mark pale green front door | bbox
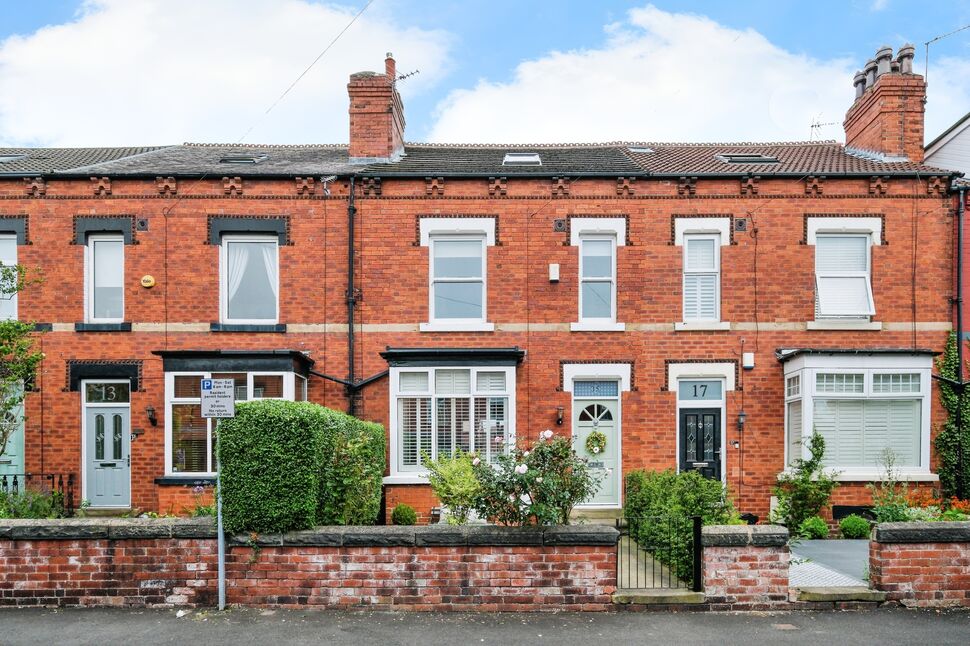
[0,403,24,477]
[85,406,130,507]
[574,396,620,506]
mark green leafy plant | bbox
[316,412,385,526]
[940,508,970,521]
[624,469,740,584]
[472,433,601,526]
[867,449,911,523]
[798,515,829,539]
[0,488,67,519]
[773,432,839,529]
[934,332,970,499]
[391,503,417,526]
[839,514,871,539]
[422,450,481,525]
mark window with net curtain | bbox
[88,236,124,321]
[0,235,16,321]
[222,236,279,323]
[395,368,511,473]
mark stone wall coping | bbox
[0,518,619,547]
[872,521,970,544]
[701,524,788,547]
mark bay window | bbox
[781,350,932,479]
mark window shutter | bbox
[684,274,717,320]
[886,400,920,466]
[476,371,506,392]
[816,277,875,316]
[400,372,429,393]
[685,237,716,271]
[816,236,867,272]
[435,369,471,395]
[815,236,874,317]
[787,400,802,466]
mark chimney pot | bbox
[896,43,915,74]
[853,71,866,99]
[385,53,396,79]
[864,58,877,87]
[875,45,893,77]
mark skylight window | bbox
[502,152,541,166]
[627,147,655,154]
[0,154,26,163]
[219,154,268,164]
[716,153,779,164]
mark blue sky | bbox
[0,0,967,146]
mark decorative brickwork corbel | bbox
[804,175,825,195]
[740,175,759,195]
[362,177,382,196]
[23,177,45,197]
[927,176,947,195]
[488,177,507,196]
[678,176,697,196]
[91,177,111,196]
[295,177,315,195]
[156,176,177,195]
[616,177,636,196]
[869,175,889,195]
[552,176,570,197]
[223,176,243,195]
[425,176,445,196]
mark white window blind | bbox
[813,398,920,468]
[579,237,615,321]
[0,236,16,320]
[431,237,485,321]
[435,369,471,394]
[683,235,720,321]
[476,371,506,392]
[400,372,429,393]
[88,236,124,321]
[787,399,802,466]
[815,235,874,317]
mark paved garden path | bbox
[616,534,681,589]
[790,539,868,588]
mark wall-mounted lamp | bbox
[737,410,746,432]
[145,406,158,427]
[556,406,565,425]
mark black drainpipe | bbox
[347,175,358,417]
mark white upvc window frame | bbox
[164,370,296,476]
[569,217,626,332]
[219,234,280,325]
[577,234,618,327]
[682,233,721,323]
[385,365,516,483]
[426,234,488,329]
[84,234,125,324]
[0,234,17,321]
[814,233,875,320]
[782,353,934,481]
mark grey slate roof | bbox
[0,146,167,175]
[0,141,957,179]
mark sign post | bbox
[201,378,236,611]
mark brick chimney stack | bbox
[347,52,406,163]
[844,44,925,163]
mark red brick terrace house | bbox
[0,46,963,522]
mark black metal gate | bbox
[616,515,702,591]
[0,473,76,517]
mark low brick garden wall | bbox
[701,525,790,610]
[0,519,618,611]
[869,521,970,608]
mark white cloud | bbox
[925,55,970,142]
[870,0,889,11]
[428,4,965,145]
[0,0,450,146]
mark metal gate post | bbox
[692,515,703,592]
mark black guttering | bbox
[381,347,527,367]
[151,349,313,376]
[775,347,938,363]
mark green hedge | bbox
[317,411,385,525]
[218,400,385,533]
[624,469,739,585]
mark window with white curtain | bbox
[815,234,874,319]
[430,236,485,322]
[86,235,124,322]
[579,236,616,323]
[683,234,720,321]
[220,236,279,323]
[392,366,514,474]
[0,235,16,321]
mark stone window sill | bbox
[674,321,731,331]
[210,323,287,333]
[419,322,495,332]
[570,321,626,332]
[74,322,131,332]
[807,321,882,331]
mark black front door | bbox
[679,408,721,480]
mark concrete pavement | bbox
[2,607,968,645]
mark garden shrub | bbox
[773,432,838,529]
[219,400,326,533]
[423,450,480,525]
[868,449,911,523]
[624,469,739,584]
[391,503,417,525]
[798,515,829,539]
[317,412,385,526]
[839,514,871,539]
[934,333,970,499]
[472,432,601,526]
[0,488,66,519]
